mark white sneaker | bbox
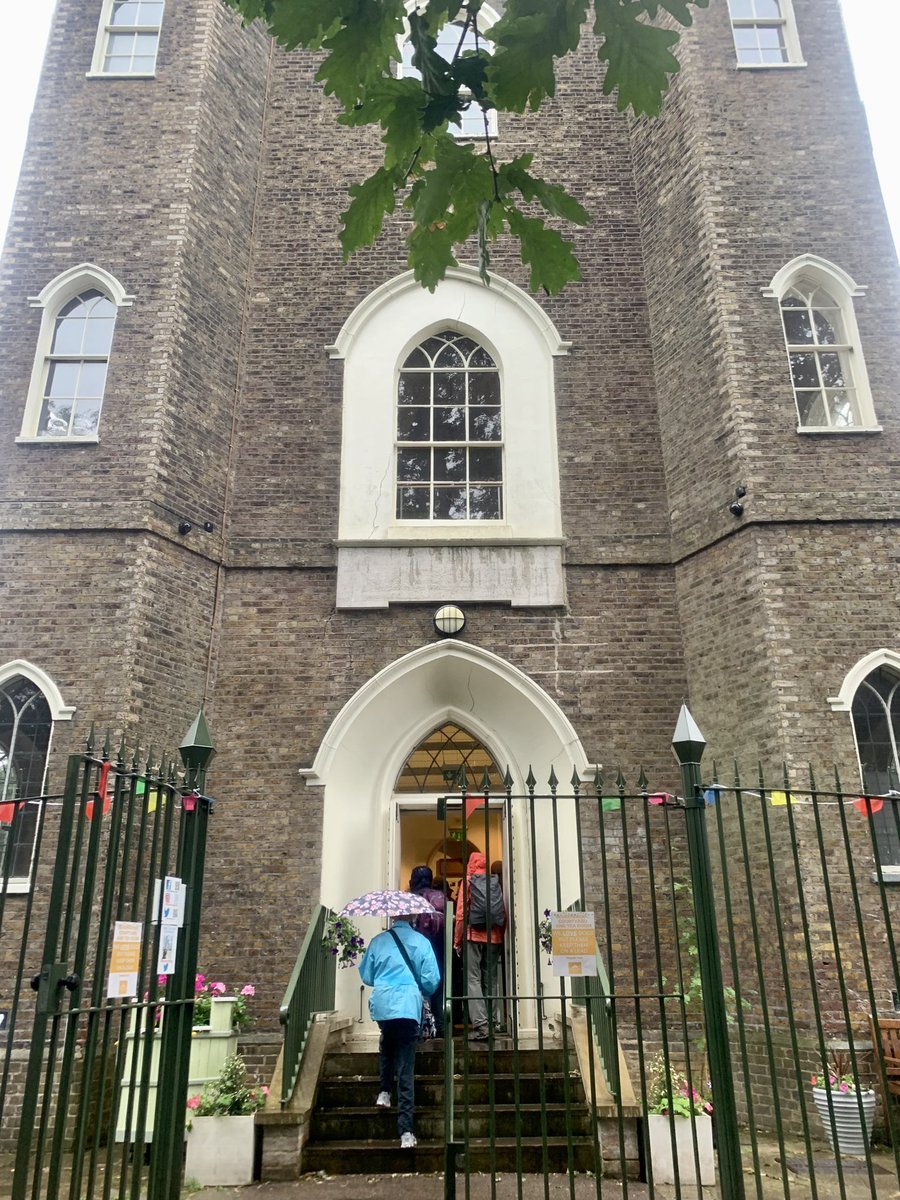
[375,1091,391,1107]
[400,1132,417,1149]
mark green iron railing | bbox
[278,903,336,1107]
[568,903,621,1100]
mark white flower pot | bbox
[647,1113,715,1185]
[185,1114,256,1186]
[812,1086,876,1156]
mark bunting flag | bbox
[465,794,485,820]
[601,796,622,812]
[137,778,165,813]
[648,792,674,806]
[86,760,112,821]
[0,799,18,825]
[769,790,796,807]
[854,796,884,815]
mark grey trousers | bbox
[465,941,504,1032]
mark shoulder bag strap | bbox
[388,928,419,985]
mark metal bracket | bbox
[30,963,79,1015]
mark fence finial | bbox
[671,703,706,764]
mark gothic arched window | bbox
[0,677,53,882]
[851,666,900,866]
[395,722,504,793]
[396,330,503,521]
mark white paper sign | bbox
[551,910,598,977]
[107,921,143,998]
[157,923,179,976]
[152,875,186,926]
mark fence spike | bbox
[732,759,741,789]
[548,765,558,791]
[86,722,95,754]
[807,762,817,791]
[102,729,111,758]
[833,763,844,795]
[711,760,720,784]
[594,765,603,792]
[782,761,790,790]
[503,765,513,790]
[616,768,626,792]
[637,767,648,792]
[526,766,536,790]
[116,734,127,769]
[480,767,491,794]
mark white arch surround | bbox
[28,263,135,311]
[761,254,866,301]
[301,640,596,1027]
[0,659,75,720]
[828,649,900,712]
[329,267,569,607]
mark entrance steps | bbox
[299,1042,639,1177]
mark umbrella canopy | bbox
[340,889,434,918]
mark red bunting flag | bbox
[854,796,884,815]
[86,760,112,821]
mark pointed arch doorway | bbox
[301,640,596,1033]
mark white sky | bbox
[0,2,898,254]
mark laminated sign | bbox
[551,911,597,977]
[107,921,143,998]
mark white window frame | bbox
[727,0,805,69]
[17,264,134,445]
[0,661,75,893]
[328,265,569,608]
[398,2,500,139]
[89,0,165,79]
[762,255,879,434]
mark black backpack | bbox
[468,873,504,930]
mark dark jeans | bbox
[378,1018,420,1136]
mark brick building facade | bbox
[0,0,898,1054]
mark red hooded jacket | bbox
[454,852,506,949]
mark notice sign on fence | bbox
[551,910,597,977]
[107,921,143,998]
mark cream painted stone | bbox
[647,1114,715,1186]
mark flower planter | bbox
[114,997,238,1142]
[812,1086,876,1156]
[647,1113,715,1186]
[185,1114,256,1186]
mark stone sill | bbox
[85,72,157,80]
[735,62,807,71]
[15,436,99,445]
[871,867,900,885]
[796,426,882,435]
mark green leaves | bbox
[224,0,709,293]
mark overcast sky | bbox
[0,2,898,254]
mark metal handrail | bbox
[278,904,336,1107]
[566,898,620,1099]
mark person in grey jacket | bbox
[359,917,439,1149]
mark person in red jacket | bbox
[453,852,506,1040]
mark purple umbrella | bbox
[340,889,435,918]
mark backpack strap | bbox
[388,928,419,985]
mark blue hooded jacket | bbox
[359,921,440,1023]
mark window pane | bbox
[470,407,501,440]
[468,486,501,520]
[754,0,783,15]
[434,448,466,481]
[469,447,501,480]
[454,336,478,360]
[397,449,430,481]
[433,372,465,405]
[789,352,819,389]
[104,56,133,74]
[78,361,109,397]
[469,345,496,368]
[434,487,468,519]
[760,44,788,64]
[0,679,52,879]
[813,307,840,344]
[397,487,430,519]
[135,32,159,53]
[45,361,79,398]
[82,316,116,356]
[111,1,143,25]
[52,315,87,355]
[433,406,465,440]
[825,390,858,427]
[782,307,812,344]
[107,32,137,54]
[420,336,447,360]
[402,347,429,369]
[398,373,430,405]
[728,0,755,16]
[818,352,845,388]
[469,373,500,405]
[434,342,464,368]
[733,28,758,50]
[38,399,73,437]
[796,391,826,426]
[72,398,102,436]
[397,408,430,440]
[757,26,786,51]
[131,56,157,73]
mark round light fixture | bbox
[434,604,466,637]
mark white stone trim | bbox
[728,0,804,67]
[20,264,131,441]
[762,255,866,301]
[0,660,75,721]
[828,650,900,712]
[90,0,164,77]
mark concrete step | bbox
[301,1136,601,1175]
[310,1103,594,1142]
[317,1072,580,1108]
[321,1046,573,1079]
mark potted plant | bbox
[811,1053,875,1156]
[184,1054,269,1185]
[322,913,365,967]
[645,1052,715,1185]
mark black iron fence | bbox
[0,728,213,1200]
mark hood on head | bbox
[467,852,487,876]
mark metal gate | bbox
[0,721,214,1200]
[442,708,900,1199]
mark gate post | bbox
[673,706,745,1200]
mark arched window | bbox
[0,677,53,882]
[397,330,502,521]
[764,256,878,433]
[19,265,133,443]
[851,666,900,866]
[395,722,504,792]
[399,10,498,138]
[91,0,165,77]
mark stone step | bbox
[317,1072,580,1108]
[321,1046,576,1079]
[301,1136,602,1176]
[310,1103,594,1142]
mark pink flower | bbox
[811,1074,817,1086]
[211,981,226,994]
[157,975,168,987]
[195,973,206,990]
[262,1086,269,1096]
[240,984,256,996]
[186,1095,201,1110]
[840,1081,849,1093]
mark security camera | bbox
[729,501,744,518]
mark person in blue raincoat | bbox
[359,916,439,1150]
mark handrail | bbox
[278,904,336,1107]
[566,900,620,1098]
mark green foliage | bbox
[322,913,366,967]
[223,0,709,293]
[186,1055,268,1117]
[646,1051,713,1117]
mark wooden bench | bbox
[869,1015,900,1141]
